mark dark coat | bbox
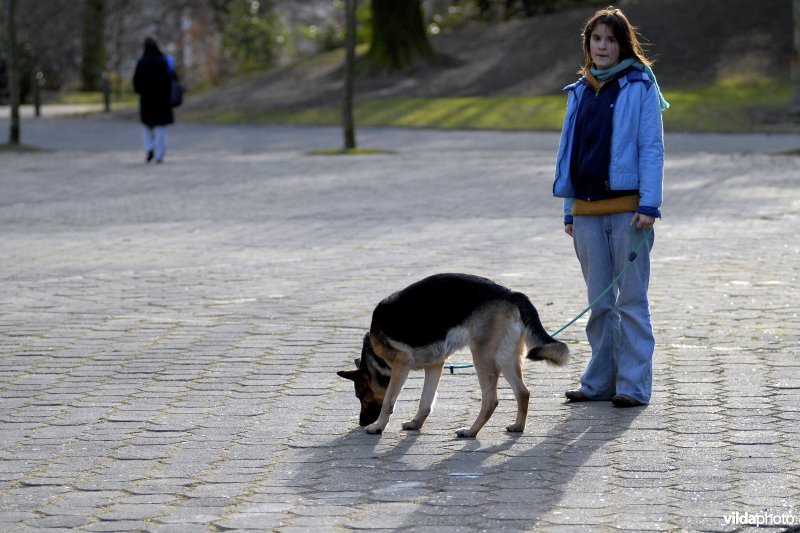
[133,52,174,127]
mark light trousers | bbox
[142,126,167,161]
[572,212,655,404]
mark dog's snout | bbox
[359,404,381,426]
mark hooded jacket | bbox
[553,69,664,223]
[133,45,174,127]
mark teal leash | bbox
[447,226,653,374]
[548,226,652,338]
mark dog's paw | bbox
[456,428,477,438]
[402,420,422,431]
[365,423,384,435]
[506,423,525,433]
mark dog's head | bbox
[337,333,389,426]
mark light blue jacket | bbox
[553,70,665,222]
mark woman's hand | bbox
[565,224,574,237]
[631,213,655,229]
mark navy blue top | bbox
[570,72,637,202]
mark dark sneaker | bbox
[565,389,590,402]
[611,394,645,408]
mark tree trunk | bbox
[176,10,185,77]
[342,0,357,150]
[792,0,800,113]
[6,0,20,145]
[366,0,433,72]
[174,1,189,77]
[81,0,106,91]
[111,0,129,99]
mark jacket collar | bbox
[563,68,650,92]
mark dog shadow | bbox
[286,401,640,528]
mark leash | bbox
[447,226,653,374]
[548,226,653,338]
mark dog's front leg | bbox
[403,363,444,431]
[365,357,412,434]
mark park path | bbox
[0,115,798,531]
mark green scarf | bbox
[590,58,670,111]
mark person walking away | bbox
[133,37,173,163]
[551,7,669,408]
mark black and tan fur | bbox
[338,273,569,438]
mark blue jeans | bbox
[572,212,655,404]
[142,126,167,161]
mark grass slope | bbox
[184,78,796,133]
[179,0,798,133]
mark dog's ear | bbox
[354,358,361,367]
[337,370,360,381]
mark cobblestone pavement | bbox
[1,117,798,532]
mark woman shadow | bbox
[432,401,641,499]
[285,401,641,528]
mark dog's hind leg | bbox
[501,336,530,433]
[456,357,499,438]
[402,362,444,431]
[365,354,413,435]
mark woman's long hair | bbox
[579,7,652,76]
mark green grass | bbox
[185,95,567,130]
[180,78,800,133]
[308,147,395,155]
[57,90,138,106]
[661,78,794,132]
[0,143,48,152]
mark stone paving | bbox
[0,115,799,532]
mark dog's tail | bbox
[511,292,569,366]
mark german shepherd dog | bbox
[338,273,569,437]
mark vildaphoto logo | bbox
[723,511,796,528]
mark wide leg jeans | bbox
[142,126,167,161]
[572,212,655,404]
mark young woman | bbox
[133,37,174,163]
[552,7,668,408]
